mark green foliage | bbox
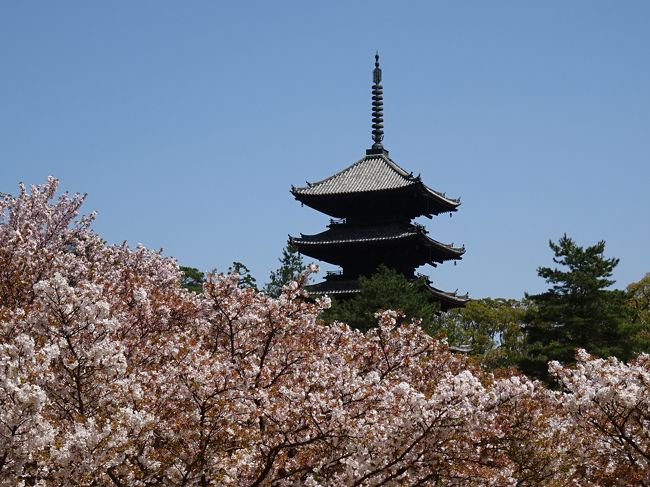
[321,266,440,333]
[264,245,305,298]
[228,261,258,290]
[435,298,527,369]
[624,273,650,353]
[180,266,205,294]
[181,262,257,293]
[519,234,631,381]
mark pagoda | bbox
[289,54,468,311]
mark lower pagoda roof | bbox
[308,279,362,296]
[290,221,465,266]
[307,278,469,311]
[425,285,470,311]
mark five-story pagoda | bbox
[290,54,468,311]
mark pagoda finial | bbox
[368,51,386,154]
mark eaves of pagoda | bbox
[306,278,469,311]
[426,285,470,311]
[289,222,465,267]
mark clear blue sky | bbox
[1,2,648,298]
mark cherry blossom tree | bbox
[550,351,650,484]
[1,178,648,486]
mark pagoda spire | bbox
[368,51,386,154]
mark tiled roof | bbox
[291,222,465,258]
[292,153,460,206]
[293,154,412,195]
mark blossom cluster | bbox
[0,178,648,485]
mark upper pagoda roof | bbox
[291,152,460,211]
[291,53,461,219]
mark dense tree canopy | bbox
[436,298,527,369]
[1,179,649,485]
[320,266,441,333]
[625,272,650,354]
[628,273,650,327]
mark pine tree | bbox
[520,234,630,380]
[180,266,205,294]
[228,261,258,290]
[264,245,305,298]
